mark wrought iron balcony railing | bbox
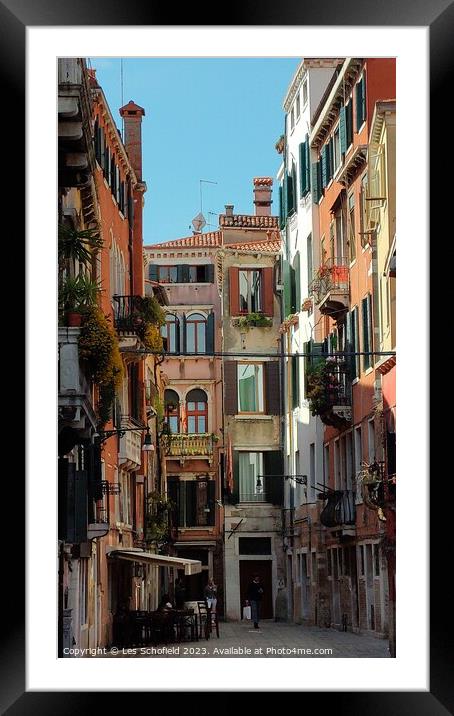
[309,257,350,317]
[320,489,356,528]
[306,355,352,427]
[161,433,215,458]
[112,295,147,333]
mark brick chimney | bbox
[119,100,145,180]
[225,204,234,217]
[253,177,273,216]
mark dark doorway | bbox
[239,560,273,619]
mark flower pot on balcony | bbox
[67,311,83,327]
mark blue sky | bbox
[89,58,300,245]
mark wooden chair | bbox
[197,601,211,640]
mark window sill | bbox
[351,377,360,386]
[364,367,374,376]
[235,414,273,420]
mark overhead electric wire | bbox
[121,348,396,358]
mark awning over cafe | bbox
[107,548,202,575]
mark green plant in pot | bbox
[58,224,103,269]
[60,274,102,326]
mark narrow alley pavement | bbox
[96,621,390,658]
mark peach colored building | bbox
[144,234,225,611]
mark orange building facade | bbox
[308,58,396,638]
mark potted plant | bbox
[58,224,103,269]
[60,274,102,326]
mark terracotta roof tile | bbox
[227,236,281,253]
[144,231,223,249]
[219,214,279,229]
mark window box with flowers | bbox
[233,313,273,331]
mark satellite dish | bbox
[192,212,206,233]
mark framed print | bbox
[1,0,444,708]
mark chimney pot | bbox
[253,177,273,216]
[225,205,234,217]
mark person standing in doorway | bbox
[247,574,264,630]
[204,577,218,614]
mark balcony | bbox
[320,489,356,534]
[306,355,352,428]
[162,433,216,465]
[309,257,349,318]
[58,327,97,433]
[118,419,143,470]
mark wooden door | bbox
[239,560,273,619]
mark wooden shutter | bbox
[311,161,320,204]
[293,251,301,312]
[149,264,159,281]
[224,361,238,414]
[229,267,240,316]
[291,356,299,408]
[321,145,328,188]
[328,137,334,181]
[262,267,274,317]
[299,141,306,196]
[73,469,88,544]
[115,166,121,204]
[231,449,240,504]
[177,264,189,283]
[205,264,215,283]
[265,361,280,415]
[290,265,297,314]
[87,442,103,503]
[206,312,215,354]
[279,185,285,228]
[356,79,363,131]
[264,451,284,505]
[110,153,116,190]
[339,106,347,155]
[346,101,353,148]
[207,480,216,526]
[167,478,180,529]
[186,481,197,527]
[305,138,311,193]
[104,146,110,180]
[283,259,292,317]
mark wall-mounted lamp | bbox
[256,476,263,493]
[142,427,154,452]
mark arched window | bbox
[161,313,179,353]
[186,388,208,434]
[164,390,180,434]
[186,313,206,353]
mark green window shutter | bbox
[305,139,311,193]
[303,341,309,396]
[286,173,294,215]
[149,264,159,281]
[290,265,296,314]
[293,251,301,312]
[339,106,347,155]
[283,259,292,317]
[311,341,324,366]
[311,162,320,204]
[279,185,285,229]
[205,264,215,283]
[328,137,334,181]
[206,312,215,354]
[321,145,328,188]
[282,176,287,221]
[361,74,366,127]
[291,355,299,409]
[346,101,353,148]
[356,79,363,131]
[299,142,306,196]
[362,297,370,371]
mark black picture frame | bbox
[5,0,442,708]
